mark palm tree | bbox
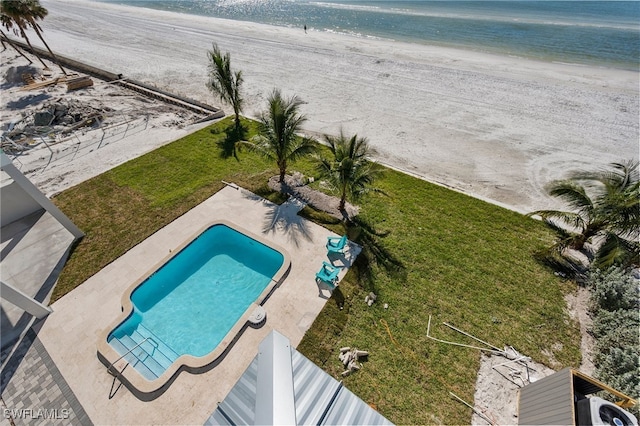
[529,161,639,268]
[316,130,384,212]
[1,1,46,69]
[207,43,244,133]
[243,89,316,183]
[0,28,33,64]
[1,0,67,75]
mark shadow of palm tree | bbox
[346,216,406,290]
[262,199,312,248]
[330,286,345,308]
[213,123,246,159]
[533,220,590,279]
[252,185,289,205]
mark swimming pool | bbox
[97,221,290,397]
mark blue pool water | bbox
[107,224,284,379]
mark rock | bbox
[348,360,360,370]
[33,111,54,126]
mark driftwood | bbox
[19,76,63,91]
[66,76,93,91]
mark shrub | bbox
[591,309,639,350]
[588,266,639,312]
[594,346,640,398]
[588,266,639,415]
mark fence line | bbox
[7,115,149,174]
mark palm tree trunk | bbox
[28,19,67,76]
[233,111,241,134]
[340,181,348,211]
[0,30,33,64]
[18,26,47,69]
[339,196,346,211]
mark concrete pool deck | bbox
[36,185,357,425]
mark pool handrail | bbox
[106,336,157,377]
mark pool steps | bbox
[109,325,179,380]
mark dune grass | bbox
[51,117,581,423]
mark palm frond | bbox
[316,130,384,210]
[250,90,317,180]
[528,209,586,232]
[207,43,244,121]
[241,135,276,161]
[546,180,594,213]
[531,160,638,270]
[593,232,639,269]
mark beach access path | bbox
[16,0,640,212]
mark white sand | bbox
[7,0,639,212]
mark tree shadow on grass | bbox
[299,206,405,291]
[212,123,246,160]
[330,286,346,309]
[533,220,590,280]
[347,216,406,292]
[253,185,289,205]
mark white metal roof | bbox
[204,330,393,426]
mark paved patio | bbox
[1,210,87,425]
[35,185,356,424]
[1,210,75,348]
[0,327,91,426]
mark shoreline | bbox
[14,0,640,212]
[101,0,640,73]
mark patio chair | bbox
[326,234,348,254]
[315,261,341,287]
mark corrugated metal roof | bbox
[204,331,393,426]
[519,367,639,425]
[205,357,257,425]
[518,368,575,426]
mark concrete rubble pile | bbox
[339,346,369,377]
[1,99,111,154]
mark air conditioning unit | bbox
[576,396,638,426]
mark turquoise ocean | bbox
[103,1,639,70]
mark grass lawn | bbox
[52,117,581,424]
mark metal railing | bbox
[4,113,149,174]
[106,336,156,377]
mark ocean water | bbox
[103,0,639,70]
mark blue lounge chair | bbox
[315,261,341,287]
[326,235,348,254]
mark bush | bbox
[594,346,640,399]
[588,266,639,312]
[591,309,639,350]
[588,266,640,415]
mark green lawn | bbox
[52,117,581,424]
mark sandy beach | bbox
[5,0,640,212]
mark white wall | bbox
[1,179,43,227]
